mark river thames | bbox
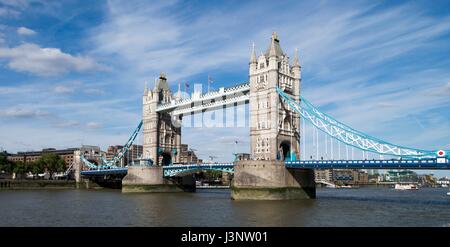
[0,188,449,227]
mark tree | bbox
[0,152,13,174]
[38,153,66,179]
[28,161,44,177]
[12,161,28,179]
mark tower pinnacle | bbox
[144,80,148,94]
[267,32,283,57]
[293,48,300,68]
[250,42,257,64]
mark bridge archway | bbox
[279,141,291,161]
[161,152,172,166]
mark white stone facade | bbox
[143,73,181,166]
[249,32,301,161]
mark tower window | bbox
[259,63,265,69]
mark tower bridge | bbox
[77,32,450,200]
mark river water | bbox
[0,188,449,226]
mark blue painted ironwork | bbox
[285,158,450,169]
[276,87,449,159]
[79,121,143,170]
[80,156,450,178]
[163,163,235,177]
[80,168,128,176]
[80,155,114,169]
[102,121,143,167]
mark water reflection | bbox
[0,188,449,226]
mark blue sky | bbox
[0,0,449,176]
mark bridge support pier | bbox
[122,166,195,193]
[231,160,316,200]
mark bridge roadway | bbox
[80,158,450,177]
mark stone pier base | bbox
[122,166,195,193]
[231,160,316,200]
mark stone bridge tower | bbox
[123,73,192,192]
[142,73,182,166]
[232,33,314,200]
[249,32,301,161]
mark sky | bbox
[0,0,449,176]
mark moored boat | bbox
[394,184,418,190]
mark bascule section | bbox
[231,32,316,200]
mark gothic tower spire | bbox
[293,48,300,68]
[267,32,283,57]
[250,42,257,64]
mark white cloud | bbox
[56,120,80,128]
[90,0,253,82]
[0,43,107,76]
[86,122,102,129]
[0,7,20,17]
[17,26,36,35]
[53,85,74,94]
[51,80,106,95]
[0,107,49,118]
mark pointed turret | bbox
[176,82,182,100]
[266,32,284,58]
[153,77,158,92]
[250,42,257,64]
[293,48,300,68]
[292,48,301,80]
[292,48,300,67]
[144,80,148,95]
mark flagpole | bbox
[234,140,238,161]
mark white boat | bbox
[447,191,450,196]
[394,184,418,190]
[337,185,358,189]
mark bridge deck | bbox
[80,168,128,176]
[80,158,450,176]
[285,159,450,169]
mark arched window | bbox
[283,116,290,130]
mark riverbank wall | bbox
[0,179,103,190]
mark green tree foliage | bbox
[38,153,66,179]
[0,152,13,173]
[12,161,28,175]
[29,161,44,175]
